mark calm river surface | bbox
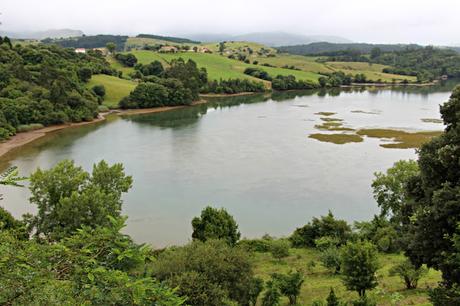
[0,83,457,247]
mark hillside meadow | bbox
[111,50,322,84]
[87,74,137,108]
[253,247,440,306]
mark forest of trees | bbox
[2,86,460,305]
[120,58,207,108]
[42,35,128,51]
[0,37,115,140]
[136,34,201,44]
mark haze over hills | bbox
[184,32,352,46]
[0,29,84,40]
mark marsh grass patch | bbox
[315,112,336,116]
[421,118,443,123]
[320,117,343,122]
[309,133,364,144]
[357,128,442,149]
[351,110,381,115]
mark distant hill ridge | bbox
[1,29,83,40]
[184,32,352,46]
[277,42,424,55]
[136,34,200,44]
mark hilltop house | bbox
[75,48,86,54]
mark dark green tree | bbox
[341,240,379,298]
[28,160,132,241]
[372,160,419,223]
[106,42,116,53]
[401,87,460,286]
[191,206,241,245]
[153,239,255,305]
[326,288,340,306]
[272,271,304,305]
[262,280,281,306]
[92,84,106,98]
[249,277,264,306]
[389,259,428,289]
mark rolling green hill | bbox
[116,50,323,84]
[87,74,137,108]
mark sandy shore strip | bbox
[199,92,258,98]
[0,100,207,158]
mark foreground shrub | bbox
[290,211,352,248]
[153,239,255,305]
[389,259,428,289]
[341,240,379,298]
[272,271,304,305]
[191,206,241,245]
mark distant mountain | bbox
[136,34,200,44]
[277,42,424,55]
[1,29,84,40]
[185,32,352,46]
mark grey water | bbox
[0,83,456,247]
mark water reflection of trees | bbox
[127,94,271,129]
[125,80,460,129]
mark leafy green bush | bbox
[16,123,44,132]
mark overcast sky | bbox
[1,0,460,45]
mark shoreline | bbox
[0,100,208,159]
[0,80,445,158]
[199,92,259,97]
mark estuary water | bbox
[0,83,457,247]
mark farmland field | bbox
[87,74,137,107]
[124,50,322,84]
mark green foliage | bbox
[272,74,318,90]
[389,259,428,289]
[43,35,128,51]
[123,82,169,108]
[341,240,379,297]
[238,235,274,252]
[0,217,184,305]
[191,206,241,245]
[135,60,165,77]
[28,160,132,241]
[0,43,114,140]
[290,210,352,248]
[153,239,255,305]
[249,277,264,305]
[319,71,353,87]
[121,58,206,109]
[401,86,460,286]
[326,288,340,306]
[92,84,106,97]
[244,67,273,81]
[106,42,116,53]
[164,58,207,100]
[201,78,265,94]
[320,246,342,273]
[272,270,304,305]
[351,296,377,306]
[354,216,401,253]
[262,280,281,306]
[372,160,419,222]
[115,53,138,67]
[429,283,460,306]
[0,166,27,188]
[269,239,290,260]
